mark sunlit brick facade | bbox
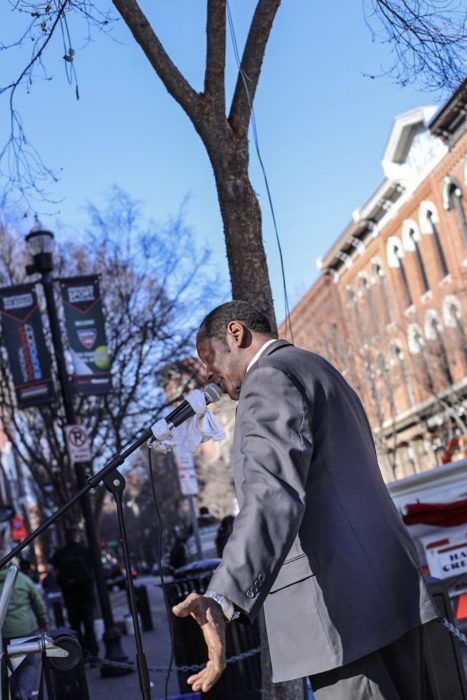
[281,81,467,481]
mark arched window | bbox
[407,323,423,354]
[425,310,453,385]
[443,176,467,247]
[347,285,364,345]
[359,273,378,336]
[346,286,355,307]
[377,352,397,415]
[391,342,414,407]
[408,322,434,392]
[387,236,413,309]
[443,294,467,366]
[372,259,393,324]
[419,201,449,278]
[402,220,429,294]
[363,356,384,428]
[332,323,347,371]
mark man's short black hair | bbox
[198,301,276,344]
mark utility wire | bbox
[226,2,294,341]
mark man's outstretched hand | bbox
[172,592,226,693]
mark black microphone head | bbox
[204,383,222,405]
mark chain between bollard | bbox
[92,645,262,673]
[441,617,467,646]
[92,621,466,674]
[150,646,262,673]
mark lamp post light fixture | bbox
[24,227,127,673]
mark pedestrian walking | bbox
[51,528,99,663]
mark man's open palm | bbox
[172,592,226,692]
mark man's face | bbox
[196,328,246,401]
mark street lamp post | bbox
[25,228,127,672]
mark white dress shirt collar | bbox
[246,338,279,374]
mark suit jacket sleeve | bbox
[208,365,314,621]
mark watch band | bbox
[204,591,239,621]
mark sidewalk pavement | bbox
[84,576,182,700]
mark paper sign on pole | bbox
[173,445,198,496]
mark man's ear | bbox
[226,321,245,347]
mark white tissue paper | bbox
[150,389,224,454]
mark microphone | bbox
[164,383,222,430]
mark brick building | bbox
[281,80,467,481]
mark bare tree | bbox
[0,187,219,521]
[364,0,467,90]
[2,1,465,328]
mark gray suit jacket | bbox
[208,341,438,682]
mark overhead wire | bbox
[226,1,294,341]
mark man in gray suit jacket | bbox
[173,301,439,698]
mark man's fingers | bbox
[187,663,224,693]
[172,592,201,618]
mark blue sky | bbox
[0,1,451,322]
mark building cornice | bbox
[429,79,467,145]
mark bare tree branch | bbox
[111,0,201,120]
[204,0,226,116]
[365,0,467,90]
[229,0,281,135]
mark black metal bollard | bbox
[46,592,65,627]
[42,628,89,700]
[425,576,467,699]
[52,600,65,628]
[134,585,154,632]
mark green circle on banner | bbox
[94,345,110,369]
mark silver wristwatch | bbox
[204,591,239,621]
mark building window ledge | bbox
[420,290,433,304]
[404,305,416,318]
[439,274,452,287]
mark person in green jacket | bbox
[0,562,48,700]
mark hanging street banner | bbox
[0,284,55,408]
[60,275,112,396]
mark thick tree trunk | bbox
[208,137,277,332]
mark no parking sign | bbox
[65,424,92,463]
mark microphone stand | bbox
[0,427,155,700]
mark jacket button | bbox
[258,574,266,582]
[246,590,254,598]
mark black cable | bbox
[147,439,174,700]
[226,1,294,342]
[56,0,80,98]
